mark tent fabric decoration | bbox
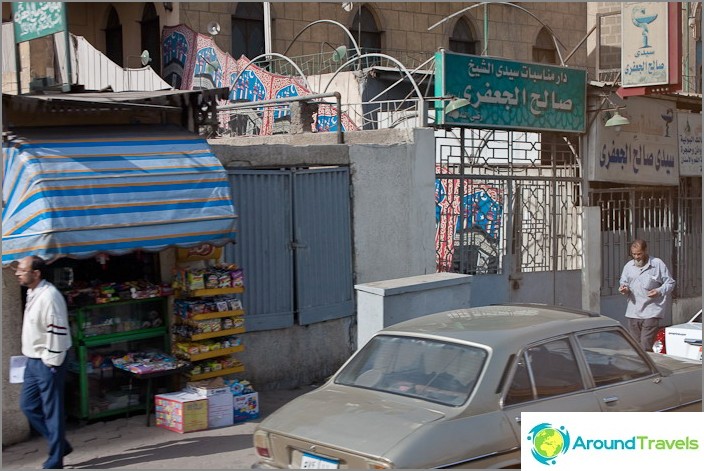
[2,125,237,265]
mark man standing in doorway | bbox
[15,256,73,469]
[618,239,676,351]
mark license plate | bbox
[301,452,339,469]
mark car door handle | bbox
[602,396,619,404]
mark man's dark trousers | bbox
[20,358,69,469]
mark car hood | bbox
[259,385,446,456]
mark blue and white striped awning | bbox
[2,125,237,265]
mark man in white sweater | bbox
[15,256,73,469]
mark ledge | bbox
[355,272,471,296]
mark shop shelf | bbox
[188,365,245,381]
[186,309,245,321]
[82,326,167,347]
[181,287,244,297]
[188,327,246,341]
[178,345,245,362]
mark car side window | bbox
[504,338,584,405]
[577,329,653,387]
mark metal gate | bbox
[225,167,354,331]
[435,128,583,301]
[591,178,703,299]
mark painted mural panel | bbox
[436,165,503,273]
[162,24,358,135]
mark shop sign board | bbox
[434,50,586,133]
[677,112,702,176]
[176,244,222,262]
[588,97,679,185]
[621,2,669,87]
[11,2,66,43]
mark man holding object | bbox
[618,239,676,352]
[15,256,73,469]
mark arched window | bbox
[140,3,161,74]
[532,27,556,64]
[449,17,477,55]
[231,2,264,60]
[349,5,382,57]
[105,5,123,66]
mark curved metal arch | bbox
[282,19,362,59]
[322,53,424,101]
[428,2,567,66]
[230,52,312,93]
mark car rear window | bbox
[335,335,488,406]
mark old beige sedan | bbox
[253,305,702,469]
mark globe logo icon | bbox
[526,423,570,465]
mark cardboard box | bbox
[185,383,234,428]
[233,392,259,423]
[186,385,230,397]
[207,392,234,428]
[155,391,208,433]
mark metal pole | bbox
[335,92,343,144]
[263,2,272,59]
[218,92,342,111]
[62,5,72,92]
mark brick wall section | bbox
[179,2,589,68]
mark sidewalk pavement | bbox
[2,386,316,469]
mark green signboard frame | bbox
[435,50,587,133]
[12,2,66,43]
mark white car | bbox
[653,309,702,361]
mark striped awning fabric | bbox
[2,125,237,265]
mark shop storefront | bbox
[2,91,256,436]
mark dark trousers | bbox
[627,317,661,352]
[20,358,69,469]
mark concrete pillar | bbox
[581,206,602,314]
[2,267,31,446]
[289,101,317,134]
[355,272,472,349]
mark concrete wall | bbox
[207,127,436,390]
[2,268,30,445]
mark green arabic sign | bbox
[12,2,66,43]
[435,51,587,133]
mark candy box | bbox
[155,391,208,433]
[233,392,259,423]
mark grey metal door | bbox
[293,167,354,325]
[226,167,354,331]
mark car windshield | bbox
[335,335,488,406]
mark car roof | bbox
[379,304,620,348]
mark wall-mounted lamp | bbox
[604,110,630,133]
[162,2,173,13]
[444,98,471,115]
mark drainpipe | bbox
[684,3,690,93]
[264,2,272,58]
[483,3,489,55]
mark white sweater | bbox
[22,280,72,367]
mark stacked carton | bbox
[186,381,234,428]
[154,391,208,433]
[155,377,259,432]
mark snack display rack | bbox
[172,266,247,382]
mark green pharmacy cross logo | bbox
[527,423,571,465]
